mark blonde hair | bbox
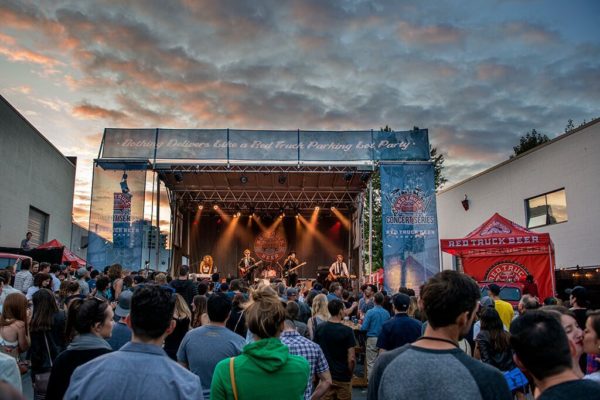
[202,255,213,267]
[155,273,167,285]
[311,294,330,320]
[244,285,285,339]
[173,294,192,320]
[407,296,418,318]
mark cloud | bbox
[72,102,128,121]
[397,21,464,45]
[0,45,62,66]
[502,21,560,44]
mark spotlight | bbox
[174,171,183,183]
[279,214,284,219]
[295,214,299,219]
[240,175,248,184]
[331,206,336,211]
[236,211,241,217]
[213,204,219,210]
[278,174,287,185]
[198,205,204,210]
[279,207,285,214]
[343,172,353,182]
[315,206,320,211]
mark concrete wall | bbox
[437,120,600,270]
[0,95,76,248]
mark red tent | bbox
[37,239,87,268]
[440,213,555,300]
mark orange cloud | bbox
[72,102,128,121]
[0,45,63,66]
[397,21,463,45]
[503,22,559,44]
[476,63,514,81]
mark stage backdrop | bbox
[380,163,440,292]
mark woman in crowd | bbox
[46,297,113,400]
[26,273,52,301]
[0,293,30,371]
[226,293,247,338]
[307,293,329,340]
[93,276,111,302]
[29,289,66,398]
[211,285,310,399]
[543,306,585,378]
[164,294,191,360]
[191,295,208,329]
[58,281,81,312]
[107,263,124,301]
[583,310,600,382]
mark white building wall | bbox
[0,96,76,248]
[437,120,600,270]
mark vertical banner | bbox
[380,163,440,292]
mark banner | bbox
[100,128,431,162]
[380,163,440,292]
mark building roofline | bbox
[0,94,76,168]
[438,117,600,194]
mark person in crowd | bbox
[49,265,61,293]
[164,293,191,360]
[13,258,33,294]
[87,270,99,293]
[32,262,40,275]
[342,290,358,319]
[361,292,390,378]
[358,284,376,317]
[26,272,52,301]
[543,306,585,378]
[0,270,20,311]
[308,294,330,340]
[369,270,510,400]
[487,283,514,329]
[280,316,332,400]
[29,289,66,398]
[178,293,245,398]
[583,310,600,382]
[211,285,310,399]
[107,263,124,302]
[510,311,600,398]
[65,285,203,399]
[543,297,559,306]
[327,282,342,302]
[75,268,89,296]
[122,275,134,292]
[226,293,247,338]
[46,297,113,399]
[93,276,111,302]
[0,351,21,393]
[518,294,539,315]
[20,232,33,250]
[522,274,539,298]
[377,293,422,352]
[106,291,132,351]
[288,287,312,324]
[38,263,51,275]
[0,293,30,370]
[170,265,198,307]
[313,299,356,400]
[566,286,589,330]
[191,294,209,328]
[285,301,309,338]
[58,281,81,312]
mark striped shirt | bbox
[280,330,329,400]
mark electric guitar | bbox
[283,262,307,277]
[239,260,263,277]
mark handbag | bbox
[229,357,239,400]
[503,367,528,391]
[32,333,53,396]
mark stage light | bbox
[198,205,204,210]
[331,206,336,211]
[344,172,353,182]
[240,175,248,184]
[295,214,299,219]
[213,204,219,210]
[279,214,284,219]
[278,174,287,185]
[279,207,284,214]
[174,171,183,183]
[315,206,320,211]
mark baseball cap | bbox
[565,286,587,297]
[480,296,495,308]
[76,267,87,278]
[286,288,298,297]
[393,293,411,311]
[115,290,133,318]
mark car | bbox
[478,281,524,310]
[0,252,33,273]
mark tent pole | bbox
[368,178,373,279]
[156,173,160,271]
[548,244,556,296]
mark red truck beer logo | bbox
[485,261,529,282]
[480,221,511,236]
[392,193,426,213]
[254,230,287,262]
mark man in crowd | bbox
[13,257,33,294]
[0,270,19,312]
[170,265,198,306]
[358,284,375,317]
[517,294,539,315]
[49,264,61,292]
[280,317,332,400]
[288,287,311,323]
[376,293,422,352]
[510,311,600,398]
[327,282,343,302]
[177,293,245,399]
[76,267,90,296]
[107,291,133,351]
[566,285,589,329]
[369,270,511,400]
[20,231,33,250]
[361,292,390,378]
[65,285,203,399]
[488,283,513,329]
[314,299,356,400]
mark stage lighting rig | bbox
[174,171,184,183]
[213,204,220,210]
[278,174,287,185]
[240,175,248,184]
[360,173,370,183]
[344,172,353,182]
[198,205,204,210]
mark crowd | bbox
[0,258,599,399]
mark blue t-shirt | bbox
[361,306,391,337]
[177,324,245,398]
[376,314,422,351]
[107,321,132,351]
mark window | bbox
[526,189,567,228]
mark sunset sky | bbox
[1,0,599,227]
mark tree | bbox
[565,119,575,133]
[362,125,446,273]
[511,129,550,157]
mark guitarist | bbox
[283,251,300,287]
[328,254,349,283]
[238,249,257,281]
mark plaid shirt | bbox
[280,330,329,400]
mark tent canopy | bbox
[37,239,87,267]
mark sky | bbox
[1,0,599,227]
